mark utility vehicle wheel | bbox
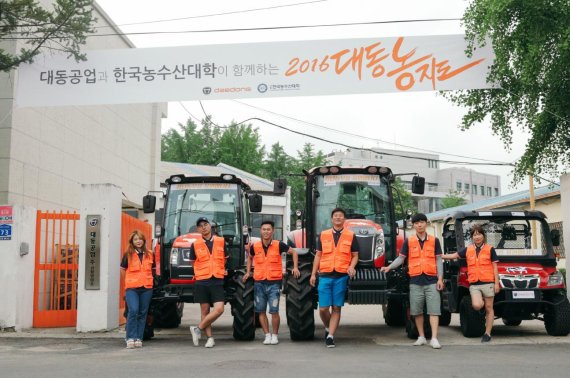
[383,299,406,327]
[142,321,154,340]
[439,308,452,327]
[544,295,570,336]
[231,273,255,341]
[286,261,315,340]
[502,318,522,326]
[459,296,485,337]
[153,302,184,328]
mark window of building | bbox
[472,185,477,194]
[494,188,499,197]
[402,181,412,190]
[487,187,492,196]
[464,183,470,191]
[251,214,284,241]
[480,186,485,196]
[456,182,462,191]
[427,183,438,191]
[427,159,438,168]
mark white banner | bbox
[16,34,494,107]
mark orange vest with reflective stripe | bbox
[253,240,283,281]
[125,252,154,289]
[319,229,355,274]
[407,235,437,277]
[193,237,226,280]
[466,244,495,283]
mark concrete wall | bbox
[0,1,166,212]
[0,205,36,331]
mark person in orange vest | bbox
[381,213,444,349]
[120,230,155,349]
[189,217,228,348]
[310,208,359,348]
[442,224,500,342]
[243,220,300,345]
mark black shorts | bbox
[194,283,225,304]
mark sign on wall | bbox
[16,35,494,107]
[85,215,101,290]
[0,206,13,241]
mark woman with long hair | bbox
[120,230,154,349]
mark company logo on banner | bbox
[16,35,494,107]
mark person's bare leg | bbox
[484,297,495,335]
[415,314,425,338]
[198,302,224,337]
[328,306,342,336]
[271,313,280,334]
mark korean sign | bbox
[85,215,101,290]
[0,206,13,241]
[16,35,494,107]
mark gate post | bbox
[77,184,122,332]
[0,205,36,331]
[561,174,570,297]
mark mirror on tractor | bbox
[273,178,287,195]
[143,194,156,213]
[248,193,263,212]
[411,176,425,194]
[501,225,517,241]
[551,229,561,246]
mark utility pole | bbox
[528,174,537,248]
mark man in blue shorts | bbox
[310,208,359,348]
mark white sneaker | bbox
[205,337,215,348]
[190,326,202,346]
[263,334,272,345]
[430,338,442,349]
[413,336,427,346]
[270,334,279,345]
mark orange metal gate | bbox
[119,213,153,325]
[33,211,80,327]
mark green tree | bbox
[441,191,467,209]
[289,143,327,214]
[217,122,265,172]
[263,142,292,179]
[0,0,96,71]
[443,0,570,183]
[392,177,417,220]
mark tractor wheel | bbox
[440,307,452,327]
[459,296,485,337]
[383,299,406,327]
[286,261,315,341]
[544,295,570,336]
[153,302,184,328]
[502,318,522,326]
[142,321,154,341]
[231,273,255,341]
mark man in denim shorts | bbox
[381,213,444,349]
[310,208,359,348]
[243,220,300,345]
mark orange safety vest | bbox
[252,240,283,281]
[319,229,355,274]
[193,236,226,280]
[466,244,495,283]
[407,235,437,277]
[124,252,154,289]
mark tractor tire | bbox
[404,303,431,339]
[459,296,485,337]
[502,318,522,326]
[231,273,255,341]
[286,262,315,341]
[439,309,452,326]
[544,295,570,336]
[153,302,184,329]
[383,299,406,327]
[142,321,154,341]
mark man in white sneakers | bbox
[243,220,300,345]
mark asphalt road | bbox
[2,301,570,378]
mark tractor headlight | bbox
[374,231,385,258]
[170,248,179,266]
[548,271,564,286]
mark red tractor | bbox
[441,210,570,337]
[281,166,424,340]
